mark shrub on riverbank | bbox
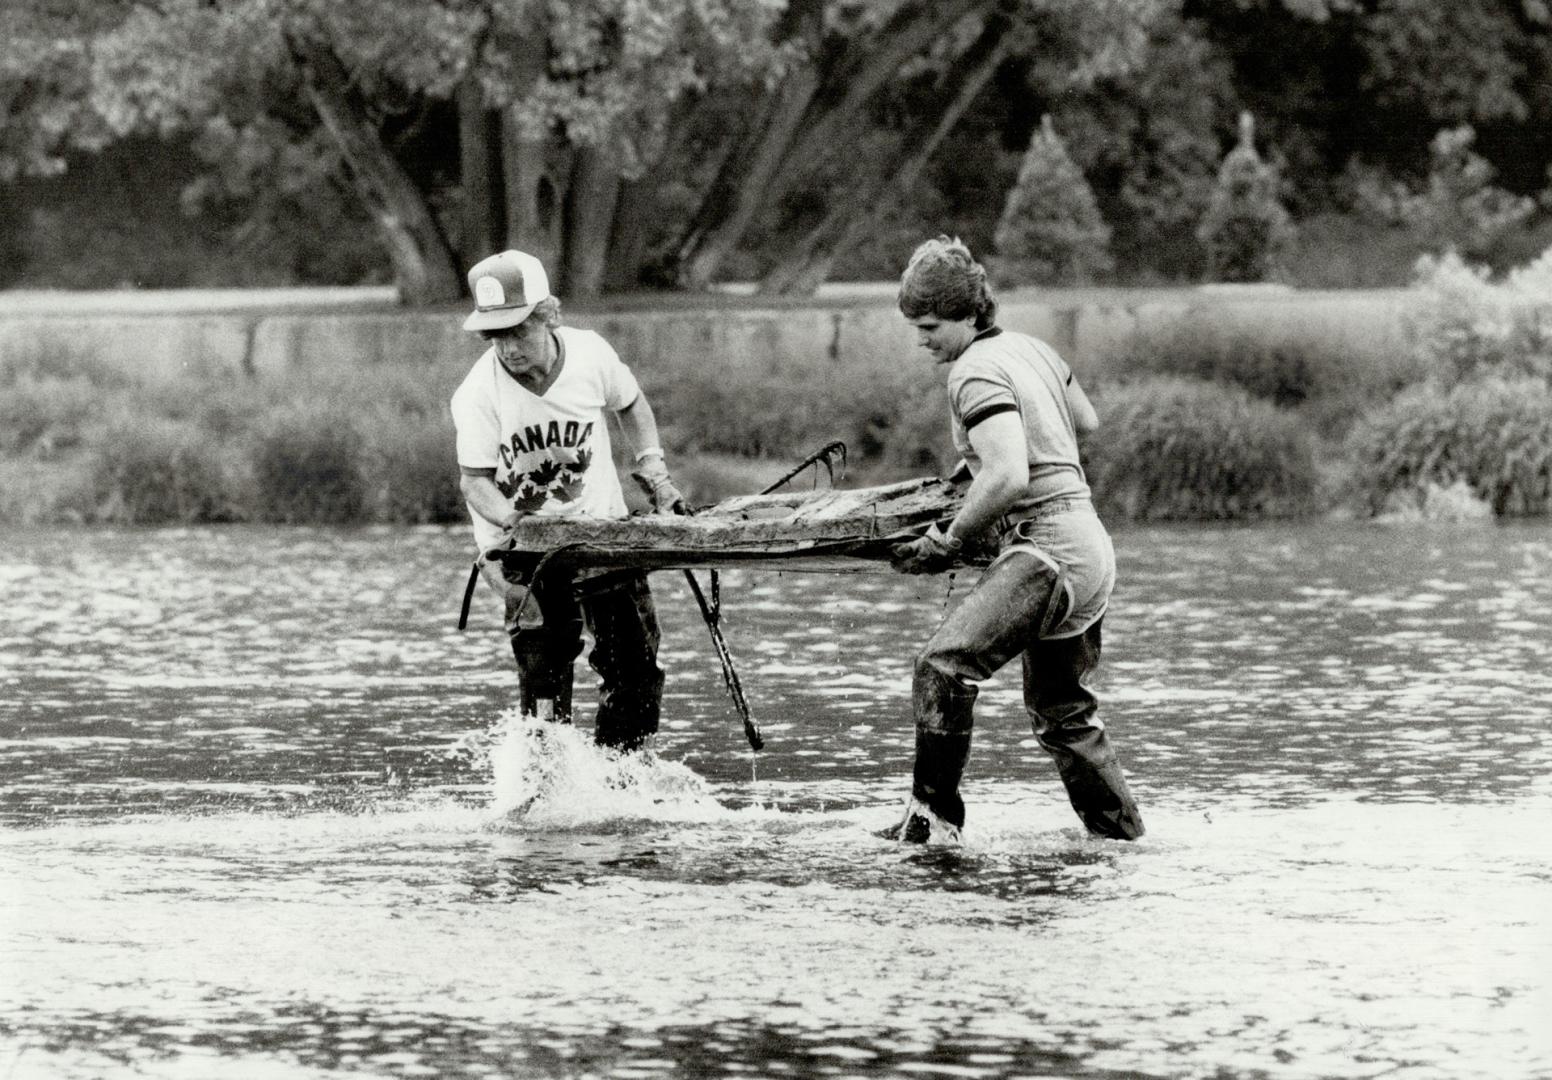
[1331,250,1552,520]
[0,360,1326,526]
[9,260,1552,526]
[85,418,238,523]
[367,415,465,524]
[31,358,471,526]
[0,340,128,388]
[1120,320,1400,437]
[651,360,953,476]
[1345,377,1552,517]
[1126,325,1347,407]
[253,413,368,524]
[1404,250,1552,386]
[1086,377,1319,520]
[0,374,99,458]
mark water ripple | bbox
[2,521,1550,1079]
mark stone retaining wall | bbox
[0,287,1422,388]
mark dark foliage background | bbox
[4,0,1550,296]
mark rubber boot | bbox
[882,796,962,845]
[912,729,972,830]
[582,572,663,753]
[881,729,971,844]
[1042,725,1145,840]
[512,634,577,724]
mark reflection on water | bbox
[2,522,1550,1079]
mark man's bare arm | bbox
[458,468,518,533]
[1067,375,1099,437]
[944,411,1029,545]
[614,392,666,459]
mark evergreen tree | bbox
[1197,112,1294,283]
[993,114,1113,285]
[1384,125,1537,261]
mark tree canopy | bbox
[3,0,1550,297]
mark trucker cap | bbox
[463,250,550,332]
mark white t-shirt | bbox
[450,325,641,551]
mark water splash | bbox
[481,710,723,827]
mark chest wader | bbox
[910,536,1144,841]
[504,565,664,752]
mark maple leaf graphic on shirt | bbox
[527,459,564,489]
[496,446,593,511]
[554,447,592,503]
[511,482,549,514]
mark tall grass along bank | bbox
[5,265,1551,525]
[1346,377,1552,517]
[1085,378,1319,522]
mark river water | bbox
[2,522,1549,1079]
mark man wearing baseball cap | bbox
[451,249,687,751]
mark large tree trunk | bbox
[669,0,826,289]
[673,67,823,289]
[671,0,996,289]
[457,81,505,268]
[288,35,462,305]
[559,147,622,298]
[758,17,1013,296]
[603,176,652,292]
[496,25,559,270]
[766,0,993,199]
[500,112,563,272]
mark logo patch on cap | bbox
[474,276,506,308]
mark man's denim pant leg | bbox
[914,552,1144,839]
[507,570,664,751]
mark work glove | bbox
[631,453,690,515]
[890,521,962,575]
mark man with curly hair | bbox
[451,249,687,751]
[886,236,1145,843]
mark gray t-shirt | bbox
[946,327,1091,508]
